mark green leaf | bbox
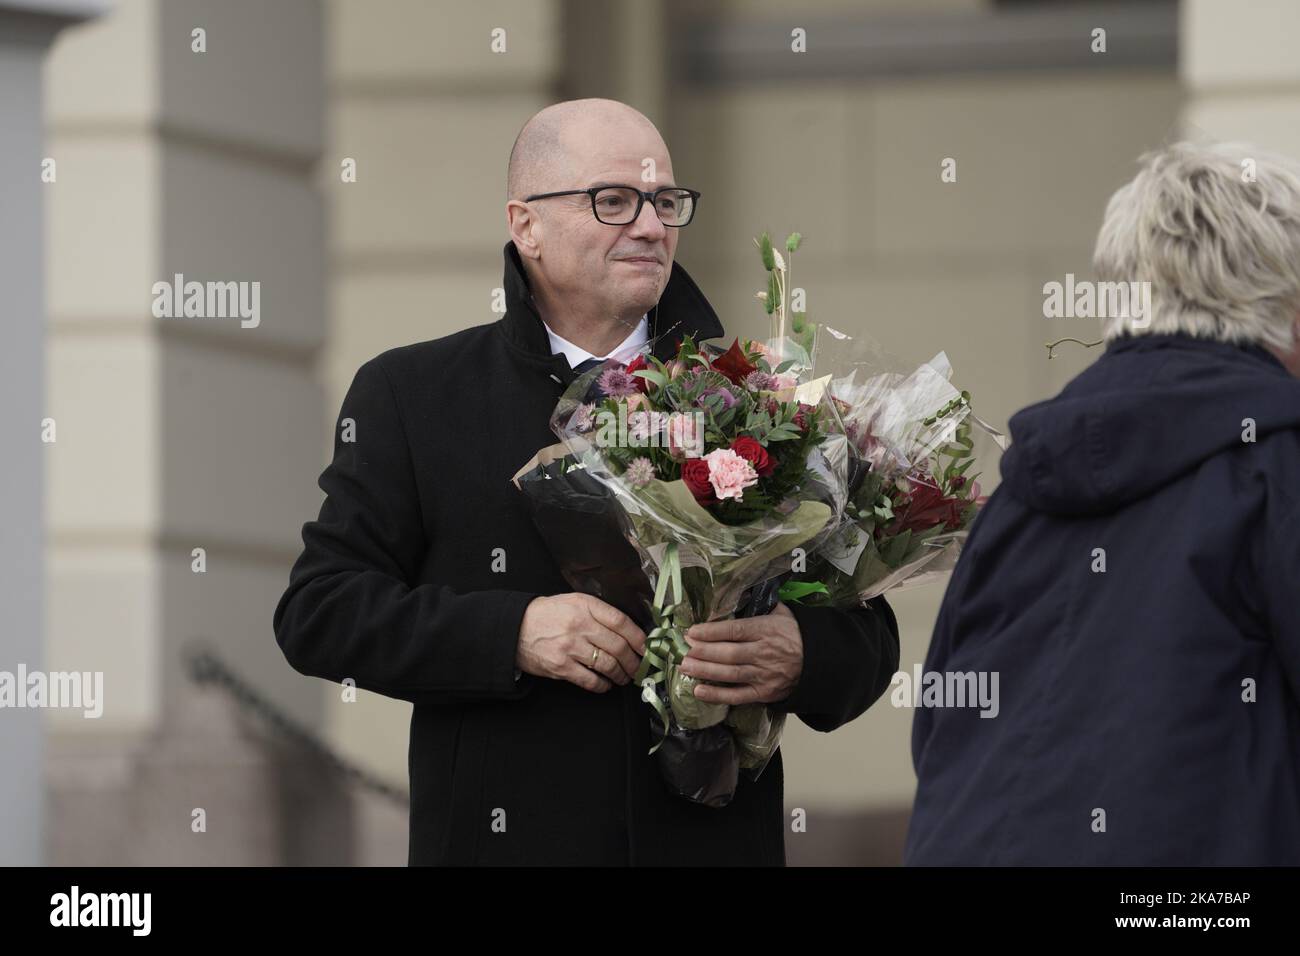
[879,529,913,567]
[633,368,667,388]
[778,579,829,603]
[774,359,796,374]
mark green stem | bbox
[633,542,690,753]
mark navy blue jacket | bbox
[905,333,1300,865]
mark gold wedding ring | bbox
[590,648,600,667]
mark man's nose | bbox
[626,195,668,239]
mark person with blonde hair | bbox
[906,141,1300,865]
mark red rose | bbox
[681,458,716,505]
[889,477,965,535]
[624,354,650,393]
[730,436,775,477]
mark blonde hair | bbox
[1093,140,1300,351]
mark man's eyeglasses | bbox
[523,185,701,227]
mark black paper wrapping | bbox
[515,453,787,808]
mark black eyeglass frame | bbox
[522,185,702,226]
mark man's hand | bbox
[677,602,803,706]
[517,594,647,693]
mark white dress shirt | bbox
[543,314,649,367]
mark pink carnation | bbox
[703,447,759,501]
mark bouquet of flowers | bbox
[779,348,1007,607]
[514,228,1005,806]
[514,235,853,807]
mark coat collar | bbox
[1105,331,1288,373]
[495,241,725,380]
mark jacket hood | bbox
[1000,333,1300,516]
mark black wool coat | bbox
[274,242,901,866]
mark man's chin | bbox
[617,300,659,321]
[612,282,667,316]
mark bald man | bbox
[274,99,900,866]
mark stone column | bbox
[42,0,333,864]
[0,0,108,868]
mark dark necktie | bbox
[572,357,605,374]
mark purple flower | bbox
[744,370,797,392]
[697,386,738,411]
[623,457,656,487]
[597,367,640,398]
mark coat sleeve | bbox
[768,595,900,732]
[273,356,539,706]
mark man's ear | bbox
[506,200,542,261]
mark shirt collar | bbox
[495,241,725,370]
[542,315,649,368]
